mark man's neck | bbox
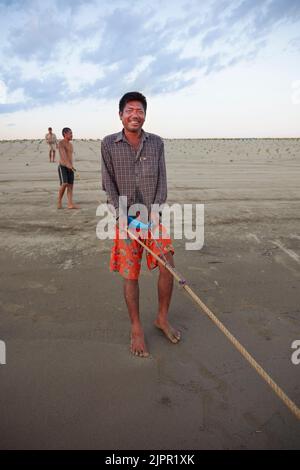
[123,128,142,143]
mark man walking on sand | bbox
[57,127,79,209]
[45,127,58,162]
[101,91,180,358]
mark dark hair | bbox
[48,127,52,131]
[62,127,72,136]
[119,92,147,113]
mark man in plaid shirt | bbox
[101,92,181,357]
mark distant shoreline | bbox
[0,137,299,142]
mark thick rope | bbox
[127,228,300,420]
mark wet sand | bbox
[0,138,299,449]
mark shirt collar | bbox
[114,129,149,143]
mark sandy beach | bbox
[0,137,299,449]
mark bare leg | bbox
[124,279,149,357]
[67,184,79,209]
[57,183,67,208]
[154,252,181,343]
[49,149,52,162]
[52,150,56,163]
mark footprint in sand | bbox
[1,302,24,314]
[24,281,43,289]
[43,285,57,294]
[62,259,74,270]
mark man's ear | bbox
[119,111,122,120]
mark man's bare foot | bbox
[57,201,62,209]
[154,319,181,344]
[67,204,80,209]
[130,327,149,358]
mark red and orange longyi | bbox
[110,223,174,280]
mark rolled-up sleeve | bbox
[101,140,120,215]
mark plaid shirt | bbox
[101,129,167,217]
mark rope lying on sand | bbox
[127,227,300,421]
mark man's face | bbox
[65,130,73,141]
[119,100,145,133]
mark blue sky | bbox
[0,0,300,138]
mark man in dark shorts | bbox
[57,127,79,209]
[101,92,180,358]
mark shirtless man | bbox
[57,127,79,209]
[101,92,180,357]
[45,127,58,162]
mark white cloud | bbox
[0,0,300,137]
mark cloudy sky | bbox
[0,0,300,138]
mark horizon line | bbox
[0,136,299,141]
